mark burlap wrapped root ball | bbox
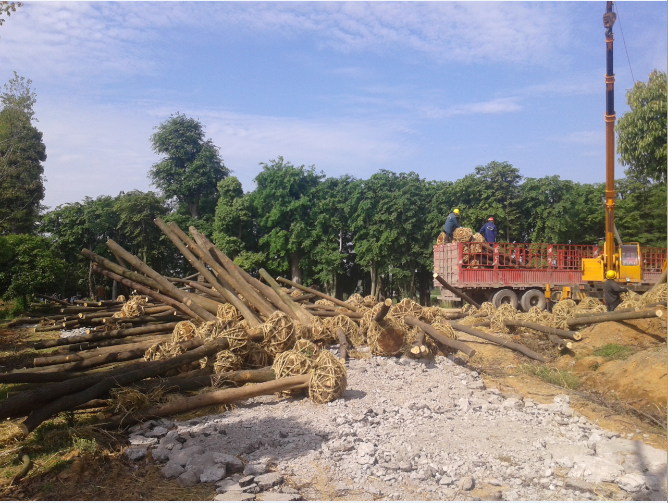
[308,350,347,405]
[490,303,517,334]
[244,341,273,369]
[322,315,362,346]
[551,299,576,328]
[112,295,147,318]
[574,297,606,315]
[172,321,197,342]
[367,316,406,357]
[213,350,243,374]
[453,227,473,243]
[389,298,423,320]
[261,311,297,356]
[216,303,242,323]
[293,338,320,360]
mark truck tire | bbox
[492,289,519,309]
[520,289,547,312]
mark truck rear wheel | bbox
[520,289,547,311]
[492,289,519,309]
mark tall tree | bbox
[251,157,323,283]
[0,72,45,234]
[616,70,667,184]
[149,113,229,220]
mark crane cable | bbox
[613,2,635,85]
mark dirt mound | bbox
[583,346,667,409]
[577,318,666,352]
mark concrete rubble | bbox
[124,351,667,501]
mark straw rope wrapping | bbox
[272,349,313,397]
[389,298,423,320]
[261,311,297,356]
[421,306,447,323]
[358,302,384,341]
[116,295,126,302]
[322,315,361,346]
[243,341,273,369]
[490,303,517,334]
[109,386,175,416]
[431,319,458,341]
[367,316,406,357]
[290,289,303,298]
[552,299,577,329]
[436,232,446,245]
[172,321,197,342]
[144,341,186,362]
[363,295,377,305]
[315,299,336,307]
[478,302,495,317]
[310,317,335,344]
[224,326,250,356]
[346,293,364,306]
[452,227,473,243]
[213,350,244,374]
[461,304,477,315]
[195,320,227,342]
[308,350,347,405]
[216,303,242,323]
[574,297,606,315]
[112,295,147,318]
[293,339,320,360]
[641,283,667,306]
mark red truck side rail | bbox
[433,243,666,296]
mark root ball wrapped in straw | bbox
[217,304,242,323]
[367,317,405,357]
[323,315,361,346]
[347,293,364,306]
[244,342,273,369]
[641,283,667,305]
[112,295,147,318]
[261,311,297,356]
[293,339,320,360]
[308,350,347,404]
[453,227,473,243]
[389,298,423,320]
[172,321,197,342]
[272,350,312,379]
[552,299,576,328]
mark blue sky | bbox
[1,1,666,209]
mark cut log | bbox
[373,299,393,322]
[53,333,173,354]
[35,294,70,306]
[449,321,547,362]
[152,220,260,326]
[546,333,572,350]
[96,375,309,429]
[336,328,348,361]
[258,269,313,326]
[104,240,217,322]
[20,337,232,434]
[404,316,476,358]
[33,335,173,367]
[572,301,666,317]
[291,293,317,302]
[433,273,481,309]
[276,277,359,312]
[566,308,664,328]
[33,323,178,349]
[503,320,582,341]
[305,310,363,320]
[134,367,275,394]
[88,261,199,319]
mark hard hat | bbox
[606,270,616,280]
[453,209,460,215]
[488,217,494,221]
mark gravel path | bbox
[124,351,667,501]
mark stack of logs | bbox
[1,219,665,438]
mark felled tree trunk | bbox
[449,321,547,362]
[566,307,664,328]
[404,316,476,357]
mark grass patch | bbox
[519,364,581,390]
[591,344,636,360]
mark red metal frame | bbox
[434,243,667,292]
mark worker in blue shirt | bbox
[443,209,460,243]
[479,217,498,243]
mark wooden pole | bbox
[336,328,348,361]
[134,367,276,394]
[433,273,481,308]
[566,307,664,328]
[97,375,309,429]
[503,320,582,341]
[151,220,260,327]
[276,277,359,312]
[373,299,393,322]
[34,323,178,349]
[404,316,476,357]
[35,294,70,306]
[258,269,313,325]
[20,338,231,434]
[449,321,547,362]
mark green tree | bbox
[213,176,264,272]
[251,157,323,283]
[0,72,45,234]
[0,2,22,37]
[0,234,67,312]
[615,178,667,248]
[519,176,575,243]
[149,113,229,220]
[616,70,667,184]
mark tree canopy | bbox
[616,69,667,184]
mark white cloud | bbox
[0,1,571,85]
[37,98,416,208]
[555,130,602,147]
[419,96,523,119]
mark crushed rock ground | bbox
[124,350,667,501]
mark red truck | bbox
[433,242,666,310]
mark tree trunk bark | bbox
[291,253,302,284]
[566,307,663,328]
[450,321,547,362]
[370,263,378,299]
[33,323,178,349]
[276,277,358,312]
[404,316,476,357]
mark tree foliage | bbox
[616,70,667,184]
[149,113,229,220]
[0,72,45,234]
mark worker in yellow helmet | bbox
[603,270,627,311]
[443,209,461,243]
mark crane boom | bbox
[603,1,617,273]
